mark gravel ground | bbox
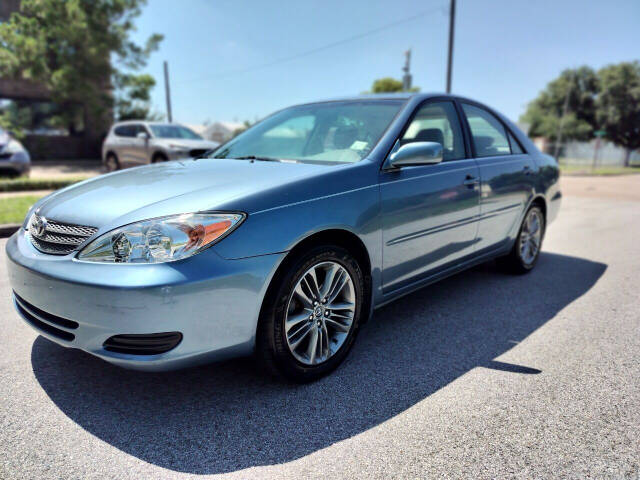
[0,180,638,479]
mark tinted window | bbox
[210,100,403,164]
[114,125,135,137]
[149,124,202,139]
[462,104,511,157]
[508,131,524,154]
[401,101,464,161]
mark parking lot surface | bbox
[1,176,639,479]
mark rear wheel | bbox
[498,205,545,274]
[104,153,120,172]
[257,245,364,382]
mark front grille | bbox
[189,149,208,158]
[28,214,97,255]
[13,292,78,341]
[103,332,183,355]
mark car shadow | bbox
[30,252,606,474]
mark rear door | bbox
[379,100,481,294]
[460,102,535,254]
[128,124,150,166]
[113,125,136,167]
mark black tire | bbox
[152,152,168,163]
[256,245,365,383]
[104,153,120,172]
[498,205,545,274]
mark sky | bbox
[131,0,640,126]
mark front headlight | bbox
[77,212,245,264]
[3,139,26,154]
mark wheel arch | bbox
[258,228,374,333]
[151,150,168,163]
[530,194,547,219]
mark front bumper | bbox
[6,230,284,371]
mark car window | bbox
[149,124,202,139]
[210,100,403,164]
[508,131,524,154]
[401,101,465,161]
[462,104,511,157]
[114,125,135,137]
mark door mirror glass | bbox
[388,141,443,168]
[136,131,150,140]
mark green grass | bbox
[0,195,45,224]
[559,165,640,176]
[0,176,89,192]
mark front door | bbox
[380,100,480,294]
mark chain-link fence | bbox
[532,137,640,168]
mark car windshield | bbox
[149,124,202,139]
[209,100,403,164]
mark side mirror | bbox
[386,141,443,168]
[136,131,150,140]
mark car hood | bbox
[33,158,357,230]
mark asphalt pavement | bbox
[0,177,638,479]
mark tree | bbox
[368,77,420,94]
[520,66,599,142]
[0,0,163,133]
[596,61,640,167]
[114,73,162,121]
[232,120,253,138]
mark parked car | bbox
[101,121,219,171]
[0,128,31,177]
[7,94,561,382]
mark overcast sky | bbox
[132,0,640,125]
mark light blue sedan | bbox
[6,94,561,382]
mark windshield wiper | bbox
[232,155,281,162]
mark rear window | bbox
[114,125,135,137]
[462,104,511,157]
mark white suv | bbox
[102,121,219,171]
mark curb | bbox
[0,224,20,238]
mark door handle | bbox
[463,175,479,188]
[523,165,532,175]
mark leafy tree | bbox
[232,120,253,138]
[368,77,419,93]
[0,0,163,133]
[520,66,599,142]
[114,73,162,121]
[596,61,640,166]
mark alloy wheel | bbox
[519,209,542,265]
[285,261,356,365]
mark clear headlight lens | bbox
[77,212,245,263]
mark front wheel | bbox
[257,245,365,382]
[498,205,545,274]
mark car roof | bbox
[294,92,451,104]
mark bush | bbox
[0,177,88,192]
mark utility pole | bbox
[446,0,456,93]
[402,49,412,91]
[163,60,173,123]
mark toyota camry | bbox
[6,93,561,382]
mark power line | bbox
[176,5,446,85]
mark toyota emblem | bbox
[33,216,47,237]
